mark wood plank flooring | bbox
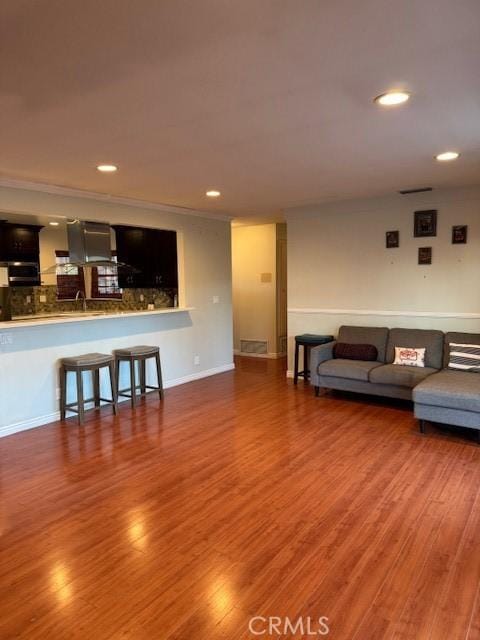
[1,356,480,639]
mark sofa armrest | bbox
[309,341,336,387]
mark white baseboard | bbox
[234,349,286,359]
[163,363,235,388]
[0,362,235,439]
[0,411,62,439]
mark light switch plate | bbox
[212,296,220,304]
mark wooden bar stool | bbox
[294,334,334,384]
[114,346,164,407]
[60,353,117,425]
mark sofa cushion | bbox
[444,332,480,367]
[413,370,480,412]
[333,342,378,361]
[386,328,444,369]
[318,358,383,382]
[337,326,389,362]
[369,364,438,388]
[447,342,480,372]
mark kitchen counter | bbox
[0,307,194,329]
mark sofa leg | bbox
[419,419,426,434]
[314,386,320,397]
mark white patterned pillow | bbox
[448,343,480,372]
[393,346,426,368]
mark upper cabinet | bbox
[0,222,43,262]
[0,222,43,286]
[113,225,178,289]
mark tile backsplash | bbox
[11,285,177,316]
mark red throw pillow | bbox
[333,342,378,361]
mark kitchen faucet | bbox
[75,290,87,313]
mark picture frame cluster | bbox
[385,210,468,265]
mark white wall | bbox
[232,224,279,356]
[287,186,480,370]
[0,184,234,434]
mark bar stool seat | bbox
[60,353,117,425]
[62,353,115,367]
[114,345,160,357]
[294,334,334,385]
[114,345,164,407]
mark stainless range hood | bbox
[67,219,113,266]
[41,219,137,275]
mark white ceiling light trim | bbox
[435,151,460,161]
[97,164,118,173]
[374,91,410,106]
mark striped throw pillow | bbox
[448,343,480,372]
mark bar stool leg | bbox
[303,345,309,384]
[140,358,146,395]
[294,341,299,385]
[60,365,66,421]
[115,358,120,394]
[108,362,117,415]
[129,357,136,407]
[76,369,85,426]
[93,368,100,407]
[155,351,164,400]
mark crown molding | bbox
[0,176,233,222]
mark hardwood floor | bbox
[1,356,480,639]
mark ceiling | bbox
[1,0,479,219]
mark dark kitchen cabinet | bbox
[113,225,146,288]
[113,225,178,289]
[0,222,43,286]
[0,222,43,262]
[150,229,178,289]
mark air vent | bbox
[398,187,433,195]
[240,339,268,355]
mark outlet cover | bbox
[194,355,200,366]
[0,333,13,345]
[39,295,47,303]
[212,295,220,304]
[26,295,31,304]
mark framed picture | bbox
[418,247,432,265]
[414,210,437,237]
[386,230,399,248]
[452,225,468,244]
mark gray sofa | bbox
[310,325,480,441]
[414,332,480,436]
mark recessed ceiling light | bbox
[374,91,410,106]
[206,190,221,198]
[435,151,460,161]
[49,221,59,226]
[97,164,118,173]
